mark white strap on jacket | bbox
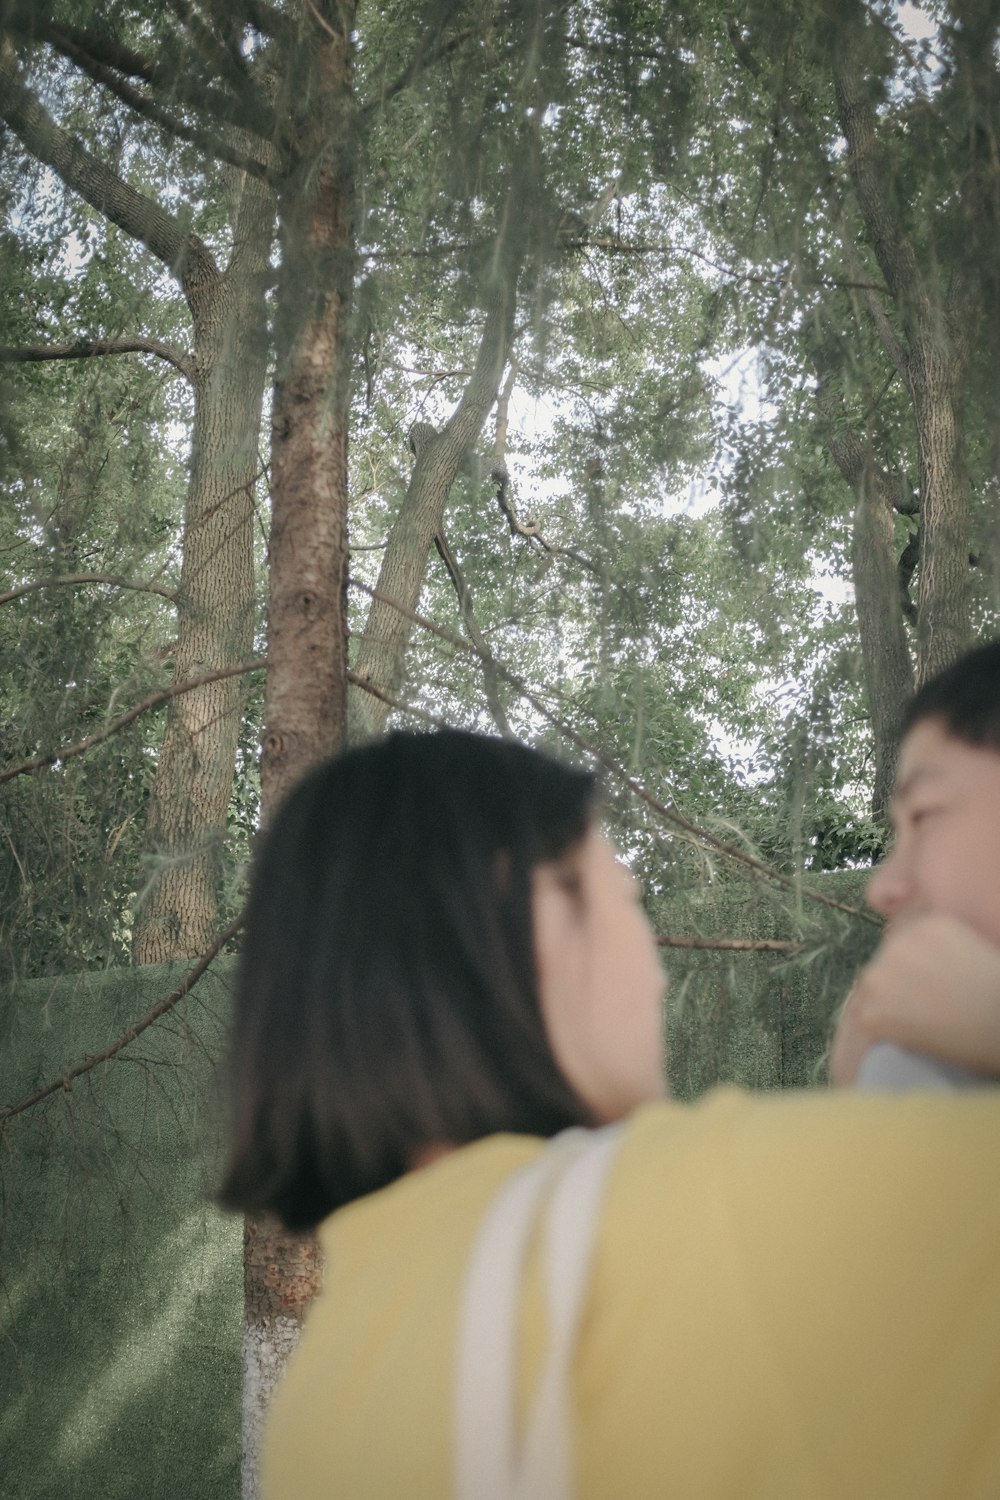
[454,1123,625,1500]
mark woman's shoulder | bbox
[606,1083,1000,1256]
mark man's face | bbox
[868,717,1000,946]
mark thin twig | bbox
[305,0,340,41]
[347,669,451,729]
[0,912,242,1123]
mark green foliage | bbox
[1,3,996,1010]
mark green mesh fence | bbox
[0,871,878,1499]
[1,960,241,1500]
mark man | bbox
[831,638,1000,1083]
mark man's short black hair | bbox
[903,638,1000,753]
[218,729,598,1231]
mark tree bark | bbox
[907,289,973,681]
[349,254,521,740]
[132,165,275,962]
[0,36,275,961]
[245,7,358,1497]
[816,380,914,817]
[260,10,356,804]
[829,0,974,682]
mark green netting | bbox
[1,960,241,1500]
[661,870,878,1097]
[0,872,879,1499]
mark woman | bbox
[220,729,1000,1499]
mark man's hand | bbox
[830,914,1000,1085]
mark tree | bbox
[4,5,1000,1497]
[653,0,1000,816]
[0,13,276,960]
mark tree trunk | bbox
[829,0,974,684]
[815,380,914,818]
[0,38,277,960]
[908,296,972,682]
[244,8,357,1497]
[132,169,275,962]
[850,465,915,816]
[349,261,520,741]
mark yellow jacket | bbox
[263,1087,1000,1498]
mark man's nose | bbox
[866,843,909,917]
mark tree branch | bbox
[433,527,510,734]
[0,911,243,1123]
[0,37,217,293]
[829,1,923,305]
[164,0,255,101]
[363,24,475,117]
[573,237,888,293]
[726,13,908,376]
[564,32,660,63]
[240,0,291,39]
[0,659,265,787]
[349,577,880,927]
[0,336,194,381]
[0,572,178,608]
[35,17,278,142]
[5,9,156,79]
[837,233,909,378]
[41,26,275,180]
[345,669,450,729]
[364,238,485,262]
[490,463,600,577]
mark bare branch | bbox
[346,669,450,729]
[0,659,265,787]
[0,336,194,381]
[433,528,510,734]
[0,912,243,1123]
[0,572,178,608]
[490,464,600,576]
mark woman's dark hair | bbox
[902,638,1000,752]
[218,728,598,1230]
